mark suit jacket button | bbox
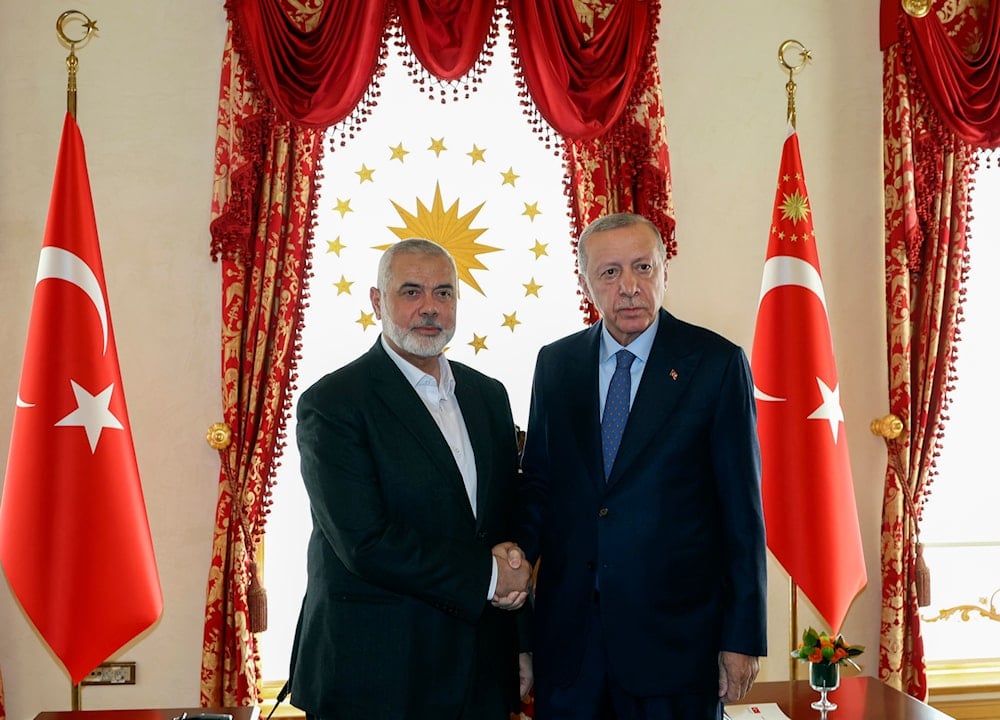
[598,507,609,517]
[476,530,487,540]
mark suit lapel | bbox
[567,325,606,491]
[606,310,700,487]
[366,341,474,515]
[453,370,493,526]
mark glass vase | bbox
[809,661,840,711]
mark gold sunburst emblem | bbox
[382,183,501,295]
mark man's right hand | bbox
[491,541,530,610]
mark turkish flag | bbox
[0,113,162,684]
[751,126,866,633]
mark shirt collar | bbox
[381,334,455,398]
[599,313,659,365]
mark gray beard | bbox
[381,314,454,357]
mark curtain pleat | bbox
[396,0,498,80]
[230,0,389,128]
[890,1,1000,147]
[507,0,652,141]
[202,0,673,707]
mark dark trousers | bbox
[534,596,722,720]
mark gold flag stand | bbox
[55,8,99,711]
[776,38,811,681]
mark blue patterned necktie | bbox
[601,349,635,479]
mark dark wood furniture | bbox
[740,677,955,719]
[35,708,258,720]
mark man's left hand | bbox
[718,651,760,704]
[518,652,534,699]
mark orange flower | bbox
[791,627,865,668]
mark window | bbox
[258,18,580,683]
[920,160,1000,689]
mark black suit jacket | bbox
[289,339,523,719]
[518,309,766,697]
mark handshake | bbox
[490,541,532,610]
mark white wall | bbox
[659,2,886,683]
[0,3,227,718]
[0,2,885,718]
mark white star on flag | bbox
[807,377,845,443]
[54,380,124,452]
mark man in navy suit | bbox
[290,238,532,719]
[518,213,767,719]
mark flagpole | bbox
[56,10,99,709]
[777,39,811,682]
[56,10,99,120]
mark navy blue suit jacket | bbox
[518,309,766,697]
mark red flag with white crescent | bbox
[0,113,162,683]
[751,125,866,632]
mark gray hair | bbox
[377,238,457,292]
[577,213,665,273]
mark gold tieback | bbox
[870,413,904,439]
[206,422,232,450]
[901,0,932,18]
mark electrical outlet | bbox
[81,661,136,686]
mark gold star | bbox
[389,143,409,162]
[468,334,488,353]
[530,240,548,259]
[334,275,354,295]
[500,167,520,186]
[501,312,521,332]
[429,137,447,156]
[334,198,353,218]
[523,278,542,297]
[467,144,486,164]
[356,311,376,330]
[327,237,346,256]
[355,164,375,183]
[522,202,541,221]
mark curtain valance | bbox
[882,1,1000,148]
[230,0,655,141]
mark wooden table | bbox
[35,708,259,720]
[740,677,955,719]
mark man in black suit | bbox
[289,238,532,719]
[518,213,767,720]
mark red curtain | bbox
[883,1,1000,148]
[200,15,323,706]
[202,0,673,707]
[878,0,999,699]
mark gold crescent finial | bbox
[56,10,99,119]
[56,10,99,47]
[778,39,812,75]
[778,40,811,129]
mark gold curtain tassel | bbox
[247,560,268,633]
[915,542,932,607]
